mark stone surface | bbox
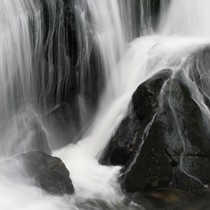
[100,69,172,167]
[102,66,210,193]
[123,70,210,192]
[17,151,74,195]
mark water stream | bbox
[0,0,210,209]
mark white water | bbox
[55,0,210,202]
[0,0,33,123]
[1,0,210,209]
[159,0,210,37]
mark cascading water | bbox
[0,0,70,157]
[1,0,210,209]
[159,0,210,37]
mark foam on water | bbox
[1,0,210,209]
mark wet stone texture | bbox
[101,66,210,194]
[16,151,74,195]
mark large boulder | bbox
[16,151,74,195]
[102,67,210,193]
[124,72,210,192]
[100,69,173,167]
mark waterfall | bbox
[0,0,32,122]
[0,0,210,209]
[0,0,80,155]
[159,0,210,37]
[0,0,39,157]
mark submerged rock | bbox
[17,151,74,195]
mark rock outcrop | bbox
[101,65,210,193]
[16,151,74,195]
[100,69,172,169]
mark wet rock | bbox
[100,105,141,166]
[132,69,172,121]
[100,69,172,167]
[123,71,210,192]
[123,120,173,192]
[103,66,210,193]
[17,151,74,195]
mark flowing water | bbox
[0,0,210,209]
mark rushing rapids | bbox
[1,0,210,209]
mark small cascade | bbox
[55,0,210,200]
[1,0,210,210]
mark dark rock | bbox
[123,120,173,192]
[103,65,210,193]
[17,151,74,195]
[172,167,204,192]
[100,69,172,167]
[123,71,210,192]
[163,74,210,190]
[132,69,172,121]
[100,105,141,166]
